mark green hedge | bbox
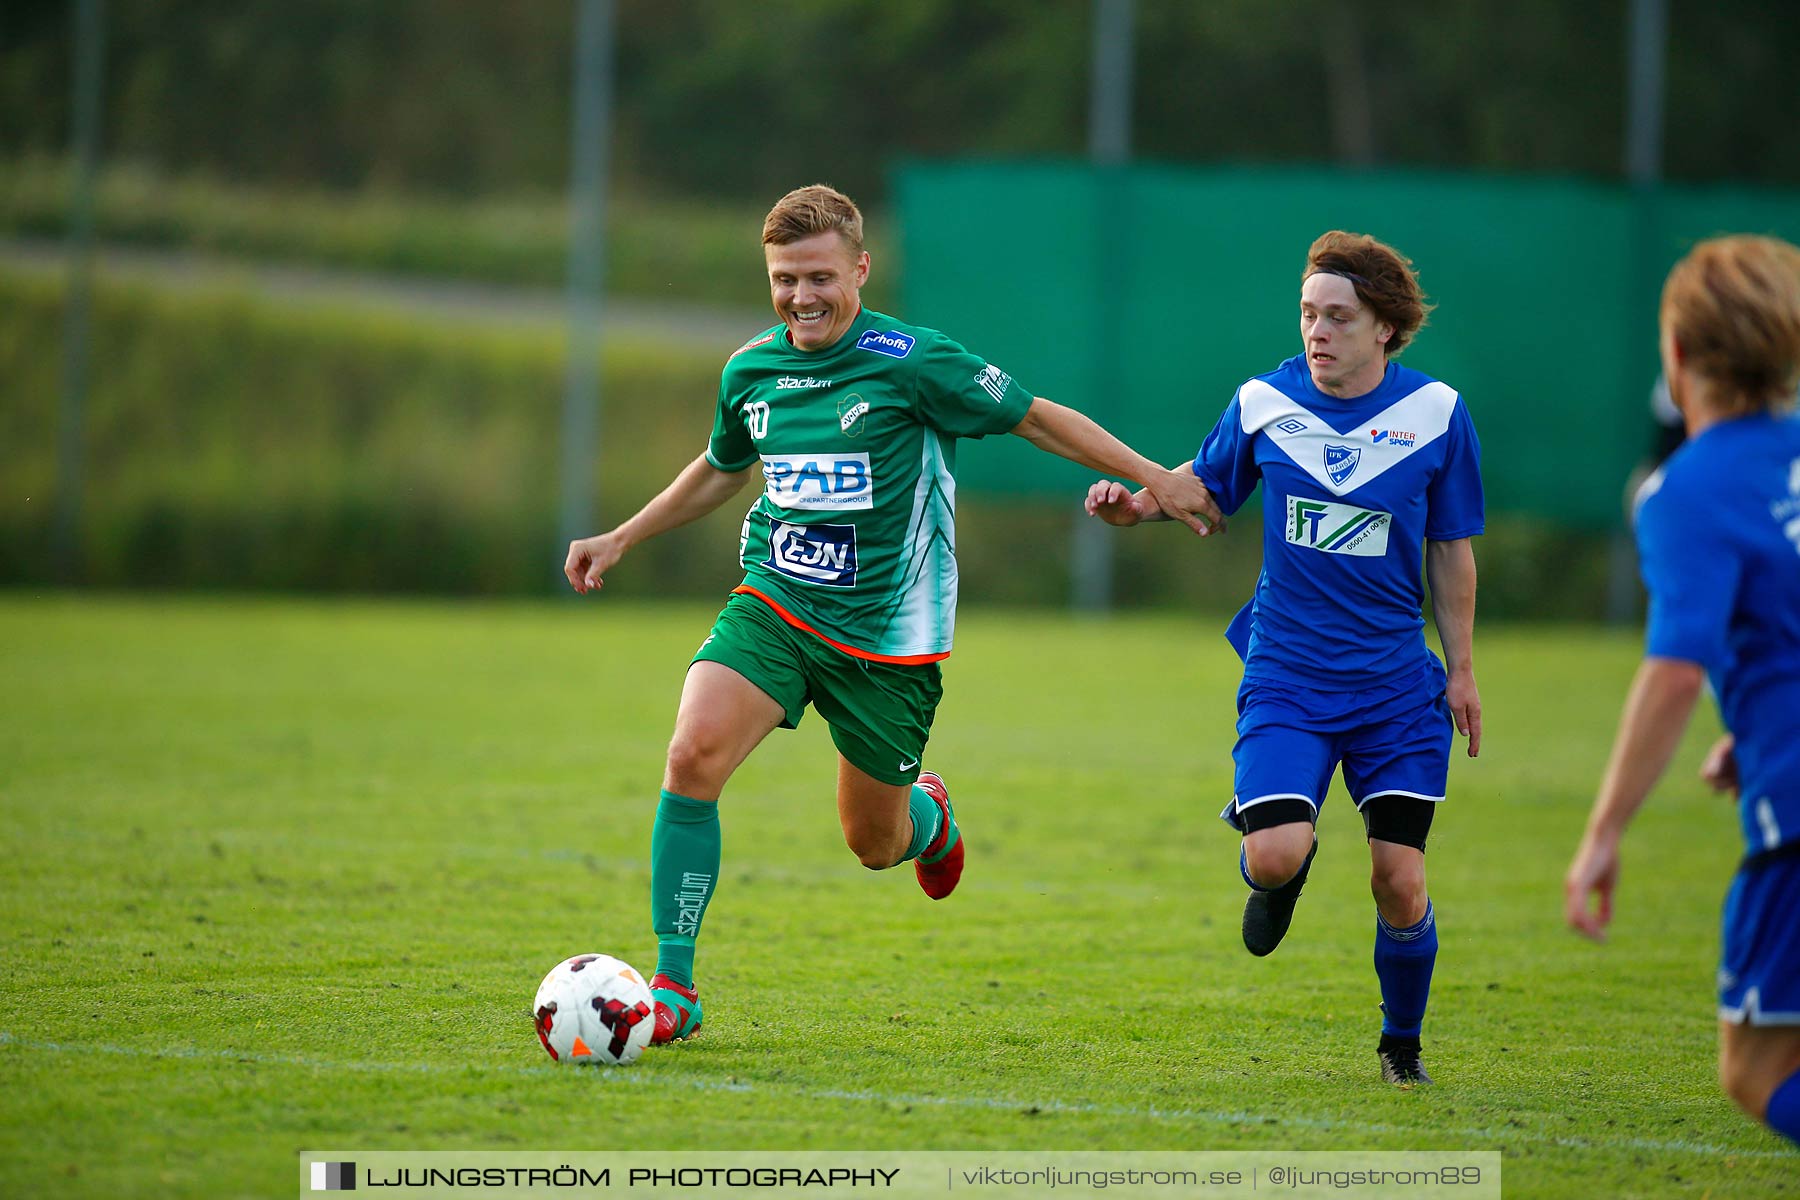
[1,268,1617,617]
[0,157,899,313]
[0,269,754,595]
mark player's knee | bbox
[664,729,730,792]
[843,828,899,870]
[1243,838,1308,888]
[1370,859,1426,912]
[1718,1049,1773,1119]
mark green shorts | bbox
[692,592,943,786]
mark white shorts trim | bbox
[1234,792,1320,812]
[1719,987,1800,1026]
[1353,789,1446,809]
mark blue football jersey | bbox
[1193,355,1485,691]
[1636,411,1800,857]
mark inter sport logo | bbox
[1286,496,1392,557]
[767,521,859,587]
[760,453,873,511]
[1370,428,1417,447]
[856,329,916,359]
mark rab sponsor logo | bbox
[1286,496,1392,557]
[760,452,873,510]
[776,375,832,390]
[974,363,1013,403]
[1371,428,1417,447]
[1324,443,1362,486]
[767,521,859,587]
[856,329,916,359]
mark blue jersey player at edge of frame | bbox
[1567,235,1800,1149]
[1086,231,1484,1087]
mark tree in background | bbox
[4,0,1800,205]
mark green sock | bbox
[650,790,719,989]
[898,782,945,864]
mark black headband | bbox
[1313,268,1371,290]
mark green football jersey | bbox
[704,307,1034,662]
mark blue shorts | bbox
[1719,853,1800,1025]
[1218,663,1453,832]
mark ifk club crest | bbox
[1324,443,1361,486]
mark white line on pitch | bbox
[1,1031,1789,1162]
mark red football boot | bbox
[648,974,702,1044]
[913,771,964,900]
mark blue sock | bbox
[1374,900,1437,1039]
[1240,839,1315,891]
[1239,844,1271,891]
[1767,1069,1800,1147]
[897,783,942,864]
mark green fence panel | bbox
[899,162,1800,530]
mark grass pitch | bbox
[1,595,1793,1197]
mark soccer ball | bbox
[532,954,655,1065]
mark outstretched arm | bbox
[1012,397,1223,535]
[1426,537,1481,757]
[564,453,754,593]
[1564,656,1706,940]
[1084,477,1183,525]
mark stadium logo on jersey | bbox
[761,453,873,511]
[856,329,916,359]
[767,521,858,587]
[1286,497,1392,557]
[1370,428,1417,447]
[838,395,870,436]
[776,375,833,390]
[1324,444,1362,486]
[975,363,1012,403]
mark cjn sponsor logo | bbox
[767,521,859,587]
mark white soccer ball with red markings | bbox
[532,954,655,1065]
